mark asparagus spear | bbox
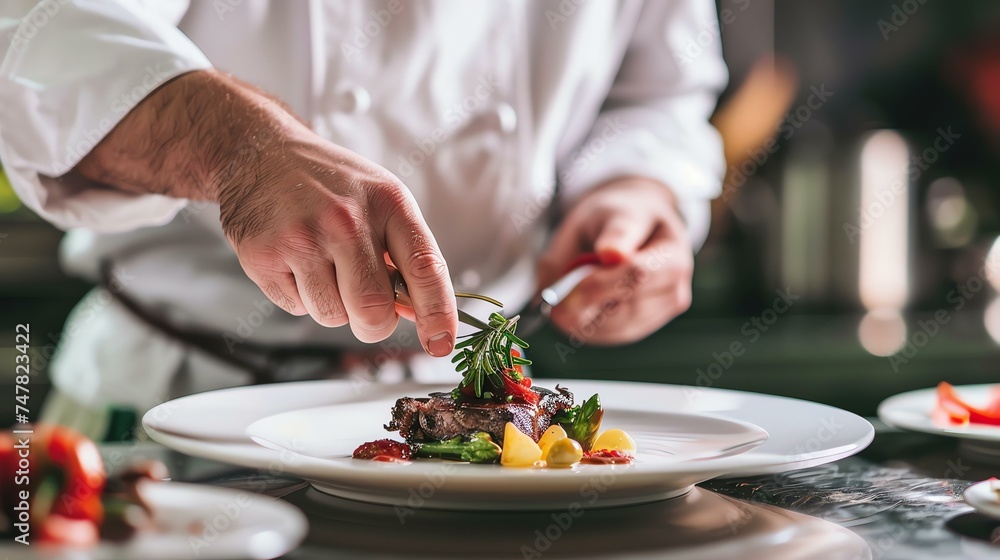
[553,393,604,451]
[414,432,502,463]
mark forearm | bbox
[73,69,296,202]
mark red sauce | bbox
[353,439,413,461]
[581,449,635,465]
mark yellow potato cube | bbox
[501,422,543,467]
[538,425,568,459]
[592,428,637,454]
[546,437,583,468]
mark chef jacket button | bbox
[494,102,517,134]
[459,269,481,291]
[334,83,371,115]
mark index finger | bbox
[383,200,458,358]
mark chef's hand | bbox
[538,177,693,345]
[219,134,459,355]
[74,70,458,356]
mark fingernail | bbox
[427,332,454,357]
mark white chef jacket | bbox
[0,0,726,415]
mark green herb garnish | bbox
[451,311,532,399]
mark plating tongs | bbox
[390,254,600,335]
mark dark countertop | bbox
[110,420,1000,559]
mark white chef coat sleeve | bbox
[0,0,212,232]
[558,0,728,251]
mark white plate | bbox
[244,402,768,508]
[964,479,1000,520]
[878,384,1000,441]
[0,481,307,560]
[144,379,874,510]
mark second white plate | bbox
[878,384,1000,442]
[0,481,307,560]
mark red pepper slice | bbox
[459,349,535,403]
[987,386,1000,416]
[936,382,1000,426]
[501,374,539,405]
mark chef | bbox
[0,0,726,439]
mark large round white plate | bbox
[243,402,768,508]
[0,481,307,560]
[878,384,1000,441]
[144,379,874,509]
[964,479,1000,520]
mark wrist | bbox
[189,72,304,203]
[74,70,304,203]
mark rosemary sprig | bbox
[450,311,532,400]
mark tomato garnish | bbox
[372,455,410,463]
[581,449,635,465]
[500,373,540,405]
[353,439,413,461]
[510,349,525,376]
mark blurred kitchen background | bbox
[2,0,999,422]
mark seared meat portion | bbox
[386,386,574,444]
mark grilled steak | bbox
[386,386,574,444]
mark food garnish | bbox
[593,429,637,454]
[352,439,414,462]
[353,294,635,467]
[413,432,501,464]
[552,393,604,451]
[581,450,636,465]
[934,382,1000,426]
[0,424,179,546]
[545,438,584,468]
[538,425,568,458]
[500,422,543,467]
[452,312,535,404]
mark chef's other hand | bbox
[74,70,458,356]
[538,177,693,345]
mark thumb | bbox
[593,213,651,265]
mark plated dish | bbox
[246,397,769,508]
[0,482,307,560]
[144,378,874,510]
[0,424,306,560]
[879,383,1000,441]
[349,310,638,468]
